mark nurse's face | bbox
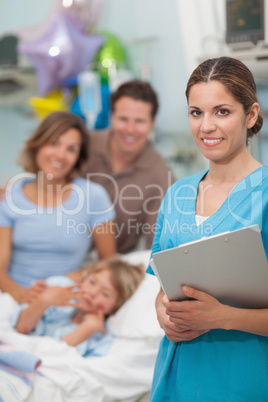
[188,81,259,164]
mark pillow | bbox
[106,250,163,339]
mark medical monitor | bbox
[226,0,268,48]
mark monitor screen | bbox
[226,0,264,46]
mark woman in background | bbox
[148,57,268,401]
[0,111,115,304]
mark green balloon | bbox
[93,32,128,83]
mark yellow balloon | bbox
[29,89,70,119]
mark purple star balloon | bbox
[59,0,104,32]
[18,12,104,96]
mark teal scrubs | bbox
[148,166,268,402]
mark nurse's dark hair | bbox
[185,56,263,140]
[18,111,89,179]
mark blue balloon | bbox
[63,75,78,88]
[95,83,110,129]
[70,95,86,121]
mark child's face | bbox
[80,269,118,315]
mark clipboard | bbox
[150,225,268,308]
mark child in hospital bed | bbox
[11,258,145,357]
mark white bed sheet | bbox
[0,250,163,402]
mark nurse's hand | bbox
[156,290,208,342]
[164,286,228,332]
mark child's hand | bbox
[82,310,105,334]
[39,285,82,307]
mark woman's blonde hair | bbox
[18,111,89,179]
[86,257,145,314]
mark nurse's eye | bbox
[189,110,202,117]
[217,109,230,116]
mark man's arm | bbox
[92,220,116,258]
[0,187,5,201]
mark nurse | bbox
[148,57,268,401]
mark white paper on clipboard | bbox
[150,225,268,308]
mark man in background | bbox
[85,80,174,253]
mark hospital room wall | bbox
[0,1,54,34]
[0,0,55,184]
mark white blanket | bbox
[0,250,163,402]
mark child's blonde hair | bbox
[86,257,145,314]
